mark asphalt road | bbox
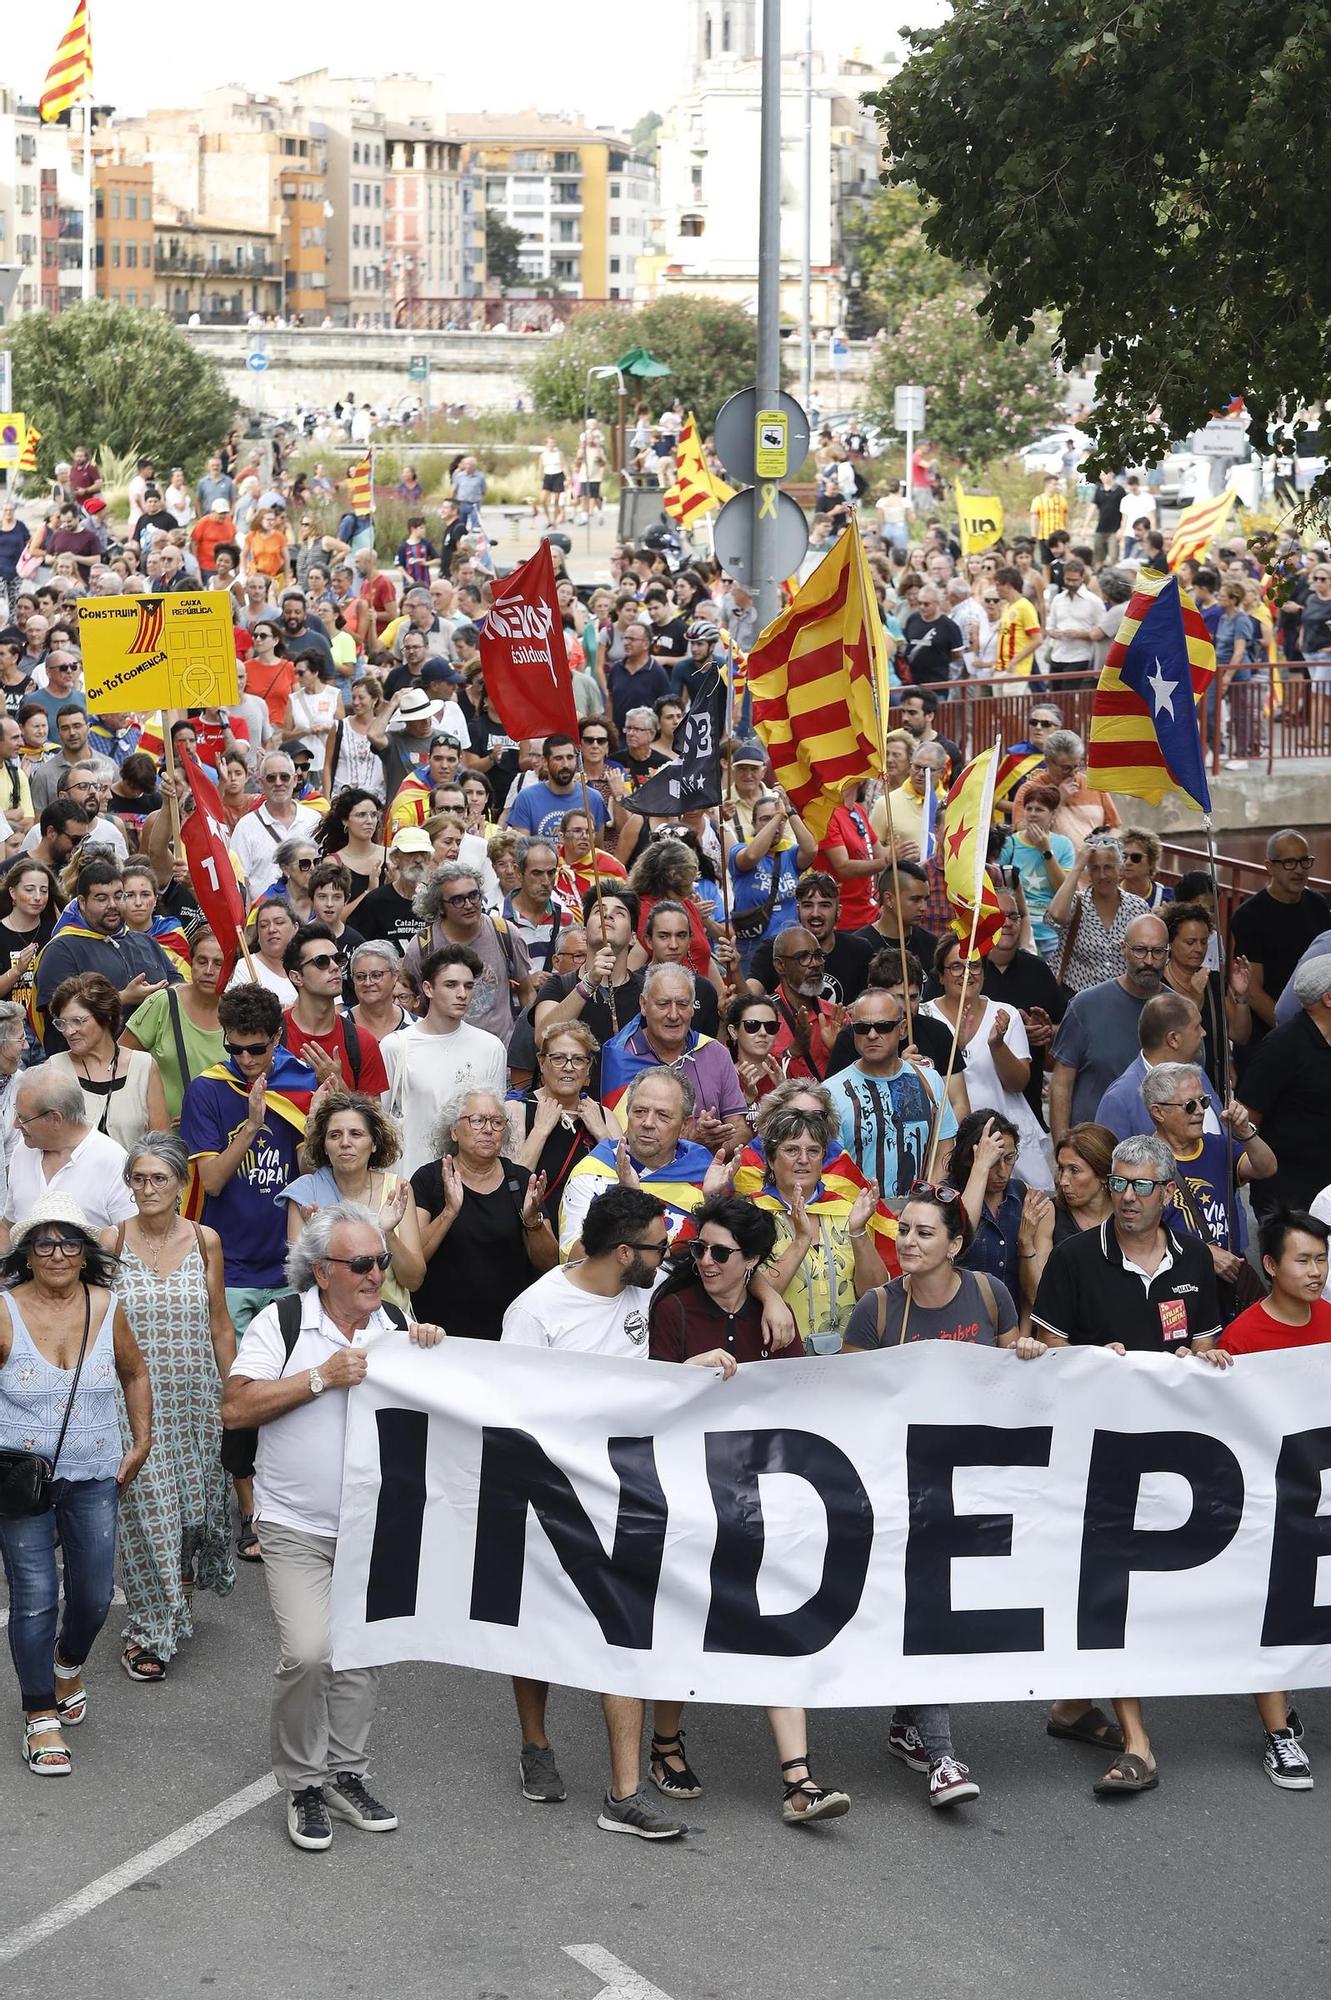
[1,1558,1324,2000]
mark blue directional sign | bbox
[246,350,269,373]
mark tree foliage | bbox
[484,210,527,295]
[843,184,975,337]
[631,111,663,154]
[527,296,768,426]
[865,286,1064,468]
[0,301,233,479]
[867,0,1331,472]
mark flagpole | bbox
[924,734,1001,1180]
[861,524,915,1050]
[82,93,94,303]
[1202,811,1236,1226]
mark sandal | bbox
[53,1655,87,1727]
[1093,1751,1158,1797]
[237,1517,263,1564]
[781,1757,851,1825]
[1047,1705,1123,1751]
[121,1646,167,1683]
[649,1731,703,1800]
[22,1713,71,1777]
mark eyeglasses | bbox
[1163,1097,1204,1114]
[458,1113,506,1130]
[299,951,342,972]
[129,1172,174,1189]
[443,890,482,909]
[852,1019,902,1037]
[739,1018,779,1035]
[354,965,391,981]
[30,1236,86,1258]
[1124,945,1168,959]
[543,1050,591,1067]
[781,948,825,965]
[1107,1174,1170,1197]
[323,1252,392,1274]
[1272,856,1313,870]
[688,1240,742,1264]
[224,1039,273,1059]
[616,1238,670,1258]
[262,771,294,784]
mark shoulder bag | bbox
[1169,1170,1266,1321]
[0,1284,92,1518]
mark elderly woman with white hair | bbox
[1044,832,1151,993]
[410,1082,557,1341]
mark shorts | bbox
[585,482,601,499]
[542,473,566,493]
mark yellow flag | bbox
[955,482,1004,556]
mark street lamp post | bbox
[583,365,625,557]
[754,0,784,632]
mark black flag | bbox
[627,708,722,816]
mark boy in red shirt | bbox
[1220,1208,1331,1791]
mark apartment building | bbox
[94,160,153,309]
[0,91,43,322]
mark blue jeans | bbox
[0,1477,120,1709]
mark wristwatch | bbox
[309,1367,326,1398]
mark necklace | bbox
[134,1218,181,1273]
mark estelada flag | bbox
[40,0,93,121]
[477,538,579,744]
[990,748,1043,813]
[178,748,247,983]
[1087,567,1215,811]
[942,743,1004,957]
[747,516,885,839]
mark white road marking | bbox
[563,1942,680,2000]
[0,1772,279,1967]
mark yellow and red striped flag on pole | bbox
[662,414,735,527]
[17,424,40,475]
[348,453,374,515]
[1166,485,1238,570]
[747,516,884,839]
[40,0,93,121]
[942,742,1005,956]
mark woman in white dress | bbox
[921,934,1053,1190]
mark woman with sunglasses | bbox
[260,837,318,922]
[98,1136,235,1683]
[245,619,296,729]
[645,1194,851,1827]
[0,1194,151,1776]
[724,992,786,1115]
[227,899,298,1008]
[842,1180,1040,1809]
[1115,826,1169,912]
[923,935,1054,1188]
[281,1091,424,1308]
[411,1085,558,1342]
[505,1021,615,1227]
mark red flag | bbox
[476,540,579,743]
[178,750,246,983]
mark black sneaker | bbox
[520,1741,567,1802]
[287,1785,333,1850]
[1264,1729,1314,1792]
[1286,1705,1304,1742]
[325,1771,399,1830]
[597,1786,685,1839]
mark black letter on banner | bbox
[365,1408,429,1623]
[703,1430,872,1656]
[1263,1428,1331,1646]
[904,1425,1052,1655]
[1078,1430,1243,1649]
[469,1429,666,1649]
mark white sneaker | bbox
[1264,1728,1313,1791]
[1222,758,1249,770]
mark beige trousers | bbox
[259,1519,381,1794]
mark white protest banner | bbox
[329,1340,1331,1706]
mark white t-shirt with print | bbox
[501,1265,655,1359]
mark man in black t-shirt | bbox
[1087,473,1126,565]
[747,871,875,1006]
[644,590,689,676]
[349,833,429,951]
[900,584,964,687]
[1230,830,1331,1042]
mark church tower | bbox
[687,0,757,80]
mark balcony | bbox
[156,251,279,277]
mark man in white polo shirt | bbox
[1,1068,135,1245]
[223,1202,445,1852]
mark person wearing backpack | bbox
[279,923,388,1095]
[222,1201,445,1852]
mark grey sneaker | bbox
[597,1786,685,1840]
[287,1785,332,1851]
[324,1770,398,1830]
[520,1741,567,1802]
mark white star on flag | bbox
[1146,658,1176,719]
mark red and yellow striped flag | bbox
[1167,486,1238,570]
[17,424,40,475]
[40,0,93,121]
[747,516,884,839]
[942,743,1005,956]
[662,414,734,526]
[348,453,374,515]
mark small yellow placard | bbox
[0,415,26,467]
[78,594,239,713]
[754,409,788,481]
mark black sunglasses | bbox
[224,1039,272,1059]
[852,1018,902,1037]
[322,1252,392,1274]
[739,1017,779,1034]
[688,1240,743,1264]
[300,951,342,972]
[616,1238,669,1258]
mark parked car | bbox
[1019,427,1094,475]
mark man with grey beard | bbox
[770,925,844,1081]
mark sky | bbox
[5,0,946,128]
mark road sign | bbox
[79,594,239,713]
[712,389,810,488]
[712,486,808,588]
[0,413,26,468]
[246,350,269,374]
[894,384,926,431]
[408,353,431,382]
[755,409,789,480]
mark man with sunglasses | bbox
[1030,1131,1228,1799]
[506,733,609,844]
[229,750,321,901]
[1231,829,1331,1040]
[826,989,957,1191]
[280,923,389,1095]
[224,1202,445,1852]
[1141,1061,1274,1293]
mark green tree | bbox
[844,184,973,337]
[867,0,1331,471]
[631,112,662,154]
[1,301,233,479]
[865,286,1064,468]
[527,296,768,426]
[484,210,526,295]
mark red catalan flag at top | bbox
[477,538,580,744]
[178,748,247,984]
